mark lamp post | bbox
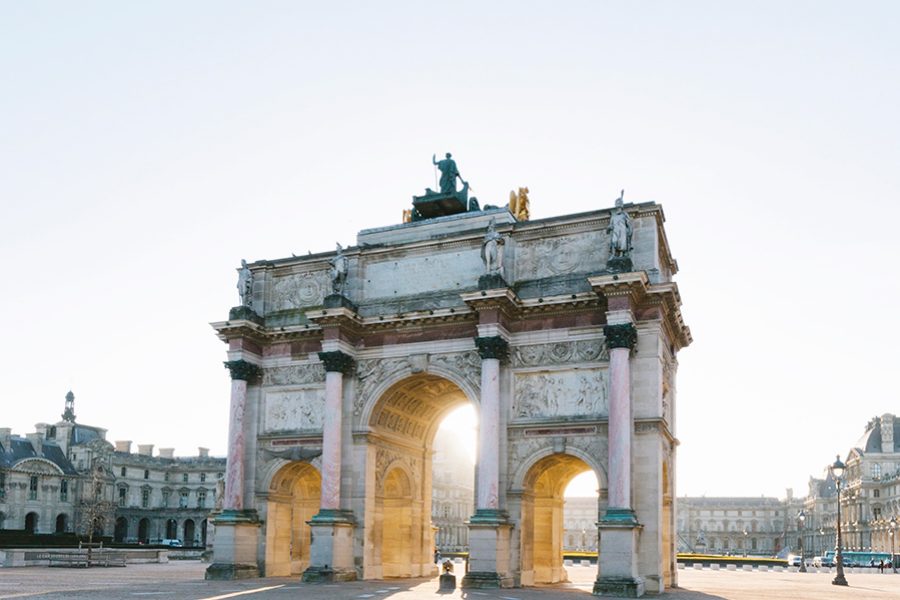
[798,510,807,572]
[743,529,748,557]
[890,516,897,574]
[832,455,848,586]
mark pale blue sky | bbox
[2,2,898,498]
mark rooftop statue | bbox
[433,152,462,194]
[411,152,473,220]
[508,187,530,221]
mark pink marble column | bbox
[478,356,501,510]
[603,323,637,512]
[474,336,508,513]
[317,351,352,512]
[320,369,343,510]
[223,360,260,512]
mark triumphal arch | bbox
[206,165,691,597]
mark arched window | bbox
[25,512,38,534]
[55,513,68,533]
[872,463,882,478]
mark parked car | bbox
[160,538,183,547]
[788,555,802,567]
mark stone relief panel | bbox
[271,270,330,311]
[515,232,603,280]
[512,340,608,368]
[263,364,325,387]
[263,388,325,433]
[512,369,608,420]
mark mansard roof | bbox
[0,437,78,475]
[852,416,899,455]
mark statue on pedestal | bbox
[330,243,348,295]
[607,190,633,259]
[480,218,507,287]
[237,259,253,307]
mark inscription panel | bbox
[363,250,482,299]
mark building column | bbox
[463,336,513,589]
[594,322,644,597]
[206,359,262,580]
[302,350,357,582]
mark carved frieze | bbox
[264,389,325,433]
[512,340,607,368]
[515,232,603,280]
[263,364,325,386]
[271,270,329,311]
[512,369,608,419]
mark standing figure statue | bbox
[481,218,505,278]
[330,243,349,295]
[433,152,462,194]
[607,190,633,258]
[237,259,253,307]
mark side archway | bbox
[517,453,604,585]
[265,461,321,576]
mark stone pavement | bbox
[0,563,897,600]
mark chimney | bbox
[158,448,174,459]
[26,432,43,455]
[115,440,132,453]
[137,444,154,457]
[198,447,209,458]
[0,428,10,450]
[881,414,895,454]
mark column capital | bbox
[224,359,262,382]
[603,323,637,351]
[318,350,354,373]
[475,336,509,362]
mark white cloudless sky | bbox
[2,1,898,499]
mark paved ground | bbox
[0,563,898,600]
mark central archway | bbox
[265,461,321,576]
[362,373,476,579]
[519,453,604,586]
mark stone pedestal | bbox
[462,514,513,588]
[205,510,261,580]
[594,517,644,597]
[302,510,357,582]
[439,573,457,591]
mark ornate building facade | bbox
[430,430,473,553]
[802,414,900,558]
[0,393,224,546]
[563,496,600,551]
[676,493,802,556]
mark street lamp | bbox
[743,529,748,557]
[798,510,807,572]
[831,455,848,586]
[890,516,897,574]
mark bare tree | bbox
[77,461,115,564]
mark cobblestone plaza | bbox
[0,563,897,600]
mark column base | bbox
[204,510,261,581]
[596,509,643,597]
[593,576,645,597]
[301,509,357,582]
[463,513,513,589]
[301,566,358,583]
[462,571,513,589]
